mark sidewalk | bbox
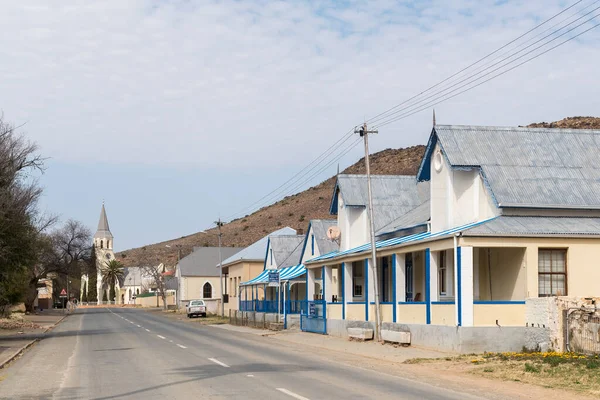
[210,324,452,363]
[0,310,66,369]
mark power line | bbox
[366,0,588,126]
[374,19,600,129]
[371,5,600,127]
[225,130,356,221]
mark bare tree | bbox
[140,264,172,310]
[26,220,92,311]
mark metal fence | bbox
[229,310,269,329]
[240,300,306,314]
[566,308,600,354]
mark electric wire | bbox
[371,6,600,128]
[366,0,588,125]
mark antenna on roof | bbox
[433,109,436,126]
[337,163,340,176]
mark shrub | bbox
[524,363,540,373]
[288,213,294,217]
[299,215,305,222]
[242,226,249,231]
[277,221,282,226]
[586,359,599,369]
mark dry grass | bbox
[406,352,600,397]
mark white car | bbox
[186,300,207,318]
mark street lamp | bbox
[199,219,225,317]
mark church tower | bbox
[94,203,117,303]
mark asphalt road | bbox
[0,308,489,400]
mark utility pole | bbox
[216,219,225,317]
[355,123,382,342]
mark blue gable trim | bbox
[416,127,438,182]
[299,222,312,265]
[263,238,271,270]
[329,178,341,215]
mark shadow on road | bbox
[90,362,318,400]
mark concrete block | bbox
[348,327,374,341]
[381,329,411,344]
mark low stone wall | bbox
[325,318,549,354]
[229,310,298,329]
[526,296,600,351]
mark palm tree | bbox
[101,260,124,303]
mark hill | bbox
[117,116,600,267]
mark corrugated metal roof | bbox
[333,174,427,231]
[221,227,296,266]
[376,200,430,236]
[306,218,494,264]
[430,125,600,209]
[463,216,600,236]
[310,219,339,255]
[270,235,305,269]
[178,247,243,277]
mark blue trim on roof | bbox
[474,301,526,305]
[241,264,306,286]
[306,218,496,264]
[416,127,437,182]
[329,178,341,215]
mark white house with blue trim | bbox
[304,124,600,353]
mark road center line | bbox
[157,335,166,340]
[177,344,187,349]
[136,324,141,328]
[276,388,310,400]
[208,358,230,368]
[145,329,150,332]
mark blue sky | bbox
[1,0,599,250]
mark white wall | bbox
[430,143,498,233]
[338,195,368,251]
[301,225,320,264]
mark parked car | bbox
[186,299,207,318]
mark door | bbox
[405,253,414,302]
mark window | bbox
[238,276,242,296]
[311,234,315,256]
[234,277,237,296]
[202,283,212,299]
[107,240,110,249]
[438,251,447,296]
[538,249,567,296]
[270,248,273,266]
[352,261,364,298]
[100,240,104,249]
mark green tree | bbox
[102,260,124,303]
[0,117,48,316]
[82,281,87,303]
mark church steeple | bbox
[94,203,113,249]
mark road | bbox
[0,308,489,400]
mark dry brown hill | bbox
[117,116,600,267]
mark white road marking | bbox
[136,324,141,328]
[169,340,173,343]
[145,329,151,332]
[208,358,230,368]
[157,335,166,340]
[276,388,310,400]
[247,374,254,377]
[177,344,187,349]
